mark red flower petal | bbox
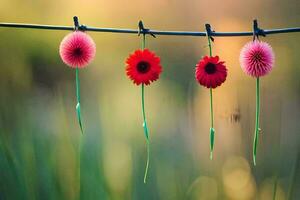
[195,56,228,88]
[125,49,162,86]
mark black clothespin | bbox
[205,23,215,42]
[73,16,87,31]
[253,19,266,41]
[73,16,79,31]
[138,20,156,38]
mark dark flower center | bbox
[205,62,217,74]
[73,47,83,57]
[137,61,150,73]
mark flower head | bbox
[59,31,96,68]
[126,49,162,85]
[195,56,227,88]
[240,40,274,77]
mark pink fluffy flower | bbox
[59,31,96,68]
[240,41,274,77]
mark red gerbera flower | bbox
[126,49,162,85]
[195,56,228,88]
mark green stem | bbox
[207,34,215,159]
[207,35,212,57]
[144,139,150,183]
[141,33,150,183]
[142,33,146,49]
[141,83,150,183]
[253,77,260,165]
[209,88,215,160]
[76,67,84,198]
[210,88,214,128]
[141,84,149,139]
[76,67,84,134]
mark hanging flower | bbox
[59,30,96,135]
[125,48,162,183]
[239,40,275,166]
[59,31,96,68]
[240,40,274,77]
[126,49,162,85]
[195,56,228,88]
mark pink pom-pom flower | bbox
[239,40,274,77]
[59,31,96,68]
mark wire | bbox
[0,22,299,37]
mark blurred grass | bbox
[0,0,300,199]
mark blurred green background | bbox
[0,0,299,199]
